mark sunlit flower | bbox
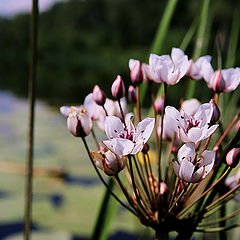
[165,103,218,143]
[129,59,143,84]
[103,114,155,156]
[173,143,215,183]
[67,106,92,137]
[147,48,190,85]
[226,147,240,168]
[111,75,125,98]
[92,85,106,106]
[91,147,127,176]
[180,98,201,116]
[202,61,240,92]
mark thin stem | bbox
[177,167,231,218]
[102,105,108,116]
[214,112,239,152]
[136,85,142,122]
[132,155,152,204]
[128,155,152,219]
[158,83,167,184]
[117,99,126,128]
[24,1,38,239]
[81,138,137,216]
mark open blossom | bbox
[66,106,92,137]
[91,146,127,176]
[173,143,215,183]
[103,114,155,156]
[165,103,218,143]
[202,60,240,92]
[146,48,189,85]
[180,98,201,116]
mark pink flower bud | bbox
[210,98,220,123]
[154,96,164,114]
[159,182,168,195]
[129,59,143,84]
[226,148,240,168]
[93,85,106,106]
[67,106,92,137]
[111,75,125,99]
[128,85,137,103]
[212,70,225,93]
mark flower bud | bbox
[128,85,137,103]
[154,96,164,114]
[129,59,143,84]
[226,148,240,168]
[211,70,225,93]
[210,98,220,123]
[67,106,92,137]
[159,182,168,195]
[92,85,106,106]
[111,75,125,99]
[91,150,127,176]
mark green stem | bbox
[91,178,114,240]
[24,1,38,240]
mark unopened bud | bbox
[212,70,225,93]
[67,106,92,137]
[159,182,168,195]
[129,59,143,84]
[226,148,240,168]
[111,75,125,99]
[93,85,106,106]
[128,85,137,103]
[210,98,220,123]
[154,96,164,114]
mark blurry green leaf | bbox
[186,0,211,99]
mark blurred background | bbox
[0,0,239,239]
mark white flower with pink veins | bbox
[165,103,218,143]
[173,143,215,183]
[146,48,190,85]
[202,60,240,92]
[103,114,155,156]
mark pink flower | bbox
[146,48,190,85]
[67,106,92,137]
[103,114,155,156]
[180,98,201,116]
[165,103,218,143]
[111,75,125,98]
[91,147,127,176]
[202,61,240,92]
[173,143,215,183]
[128,85,137,103]
[129,59,143,84]
[92,85,106,106]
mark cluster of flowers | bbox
[61,48,240,237]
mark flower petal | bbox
[177,143,196,162]
[134,117,155,144]
[187,127,203,142]
[103,138,134,156]
[104,116,125,139]
[179,159,195,182]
